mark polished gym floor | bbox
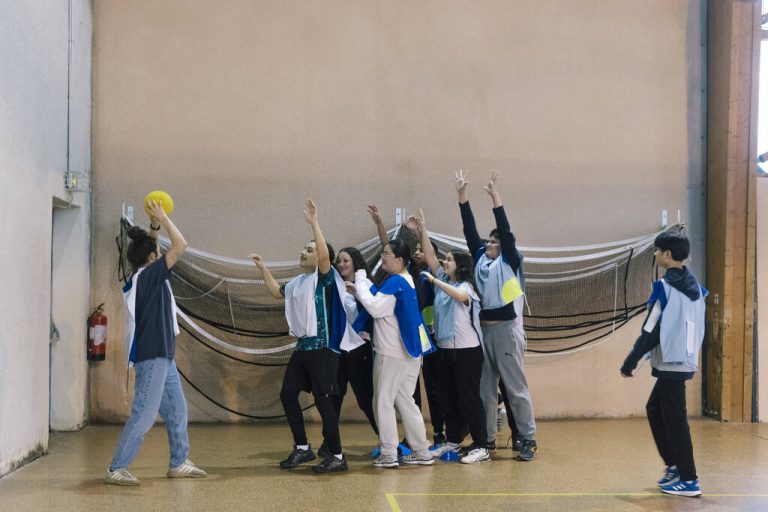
[2,418,768,511]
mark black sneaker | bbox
[317,442,331,460]
[486,440,496,451]
[516,440,537,462]
[511,437,523,452]
[432,431,446,446]
[280,445,316,469]
[312,455,348,474]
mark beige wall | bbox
[0,1,92,477]
[92,0,705,421]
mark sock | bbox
[297,444,309,451]
[334,454,343,460]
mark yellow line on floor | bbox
[385,493,402,512]
[385,490,768,510]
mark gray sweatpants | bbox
[480,320,536,441]
[372,353,430,457]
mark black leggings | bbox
[499,381,522,440]
[332,342,378,434]
[422,348,446,434]
[437,346,486,446]
[280,349,342,454]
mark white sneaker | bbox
[167,459,207,478]
[372,454,399,468]
[402,450,435,465]
[461,447,491,464]
[429,442,461,457]
[104,468,140,486]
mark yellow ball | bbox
[144,190,174,215]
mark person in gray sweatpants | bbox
[455,169,537,461]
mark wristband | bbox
[150,223,161,231]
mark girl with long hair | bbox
[415,211,489,464]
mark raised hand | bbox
[367,204,383,225]
[369,204,389,247]
[250,253,281,299]
[482,171,499,196]
[455,169,469,194]
[417,208,427,231]
[249,253,266,270]
[145,200,168,225]
[404,215,420,233]
[303,199,318,224]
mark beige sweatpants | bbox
[372,353,430,457]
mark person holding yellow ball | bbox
[105,196,207,485]
[455,170,537,462]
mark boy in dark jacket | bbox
[621,229,706,497]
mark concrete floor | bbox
[2,418,768,511]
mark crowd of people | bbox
[106,171,706,498]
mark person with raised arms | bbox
[455,170,538,461]
[250,199,355,474]
[415,209,489,464]
[105,200,206,486]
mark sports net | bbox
[116,218,665,420]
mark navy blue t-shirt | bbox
[130,254,176,363]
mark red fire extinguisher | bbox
[88,303,107,361]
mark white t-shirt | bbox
[437,281,482,350]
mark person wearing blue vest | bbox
[105,200,206,486]
[369,205,446,451]
[415,210,489,464]
[455,169,538,461]
[621,229,706,497]
[250,199,352,474]
[351,239,437,468]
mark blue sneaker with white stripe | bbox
[660,479,701,497]
[657,466,679,487]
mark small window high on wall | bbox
[758,1,768,173]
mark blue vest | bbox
[352,274,435,358]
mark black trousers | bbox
[499,381,522,440]
[280,349,342,454]
[646,378,697,481]
[437,345,487,446]
[422,348,446,434]
[333,342,378,434]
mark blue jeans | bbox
[110,357,190,470]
